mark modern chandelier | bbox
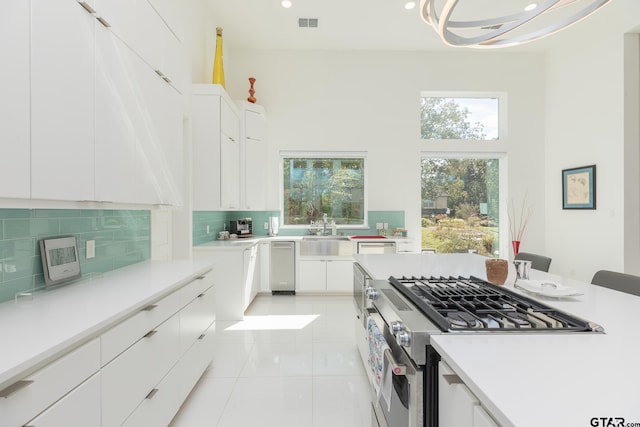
[419,0,612,48]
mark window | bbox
[282,155,366,226]
[421,156,502,256]
[420,93,503,140]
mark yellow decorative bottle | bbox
[212,27,226,88]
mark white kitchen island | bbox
[355,253,640,427]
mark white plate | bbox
[515,279,582,297]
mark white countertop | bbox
[0,259,213,391]
[195,235,413,251]
[354,254,640,427]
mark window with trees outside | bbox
[282,155,366,226]
[420,93,504,257]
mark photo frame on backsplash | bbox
[562,165,596,210]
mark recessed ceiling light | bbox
[524,3,538,12]
[281,0,292,8]
[405,1,416,10]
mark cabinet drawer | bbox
[178,322,216,401]
[180,269,215,305]
[120,367,181,427]
[23,373,101,427]
[180,284,216,354]
[101,286,184,365]
[101,314,180,427]
[0,338,100,427]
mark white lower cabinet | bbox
[439,361,501,427]
[194,245,259,320]
[101,269,215,427]
[473,405,500,427]
[120,367,180,427]
[24,373,101,427]
[0,338,100,427]
[101,314,181,427]
[298,259,353,293]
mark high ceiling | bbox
[204,0,581,52]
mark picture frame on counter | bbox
[562,164,596,210]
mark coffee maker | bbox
[230,218,253,237]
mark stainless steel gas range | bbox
[364,274,604,427]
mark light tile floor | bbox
[169,294,372,427]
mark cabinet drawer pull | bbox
[197,293,205,298]
[198,334,206,340]
[155,69,165,77]
[0,380,34,398]
[443,374,464,385]
[142,304,158,312]
[143,330,158,338]
[78,1,96,14]
[145,388,159,399]
[96,16,111,28]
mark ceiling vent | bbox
[298,18,318,28]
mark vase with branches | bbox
[508,193,533,256]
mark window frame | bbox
[279,151,369,230]
[419,91,508,142]
[420,151,508,258]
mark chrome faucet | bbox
[322,213,328,236]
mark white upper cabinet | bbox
[0,0,30,199]
[134,59,183,206]
[192,85,240,210]
[93,0,137,47]
[220,97,241,210]
[95,24,137,203]
[239,103,268,210]
[31,0,95,201]
[26,0,183,205]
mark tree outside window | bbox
[283,157,365,226]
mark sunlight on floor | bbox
[225,314,320,331]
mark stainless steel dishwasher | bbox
[270,241,296,294]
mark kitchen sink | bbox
[300,236,352,257]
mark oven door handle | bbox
[384,348,407,376]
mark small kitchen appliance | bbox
[362,272,604,427]
[230,218,253,237]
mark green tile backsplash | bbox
[192,210,405,244]
[0,209,150,303]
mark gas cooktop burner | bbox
[388,275,603,333]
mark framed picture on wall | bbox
[562,165,596,209]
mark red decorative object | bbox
[512,240,521,256]
[247,77,256,103]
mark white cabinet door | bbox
[439,361,479,427]
[220,97,240,209]
[298,260,327,291]
[0,0,30,199]
[101,314,180,427]
[134,59,183,206]
[94,24,137,203]
[94,0,136,47]
[25,373,101,427]
[473,405,500,427]
[243,107,267,210]
[31,0,95,201]
[326,260,354,292]
[243,244,260,309]
[191,90,222,210]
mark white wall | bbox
[221,50,546,255]
[544,0,640,281]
